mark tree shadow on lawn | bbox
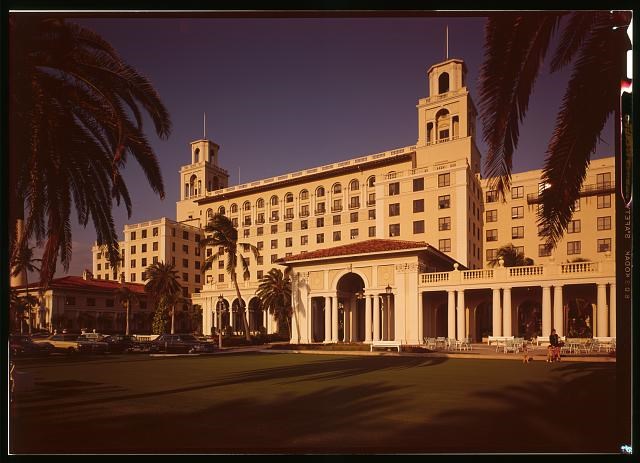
[11,362,617,454]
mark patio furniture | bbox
[423,337,437,350]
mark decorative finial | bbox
[498,257,504,268]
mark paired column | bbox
[492,288,502,337]
[541,285,552,337]
[447,290,456,339]
[553,285,563,336]
[596,284,608,337]
[456,290,465,340]
[373,295,381,341]
[365,295,372,342]
[503,288,512,337]
[331,295,339,342]
[324,296,331,342]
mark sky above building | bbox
[21,12,615,276]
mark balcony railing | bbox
[528,182,615,204]
[299,211,309,218]
[315,209,326,215]
[331,206,343,213]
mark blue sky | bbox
[31,14,614,276]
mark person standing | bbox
[548,328,561,362]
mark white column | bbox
[365,295,372,343]
[344,298,351,343]
[352,299,358,342]
[447,290,456,339]
[503,288,512,337]
[609,283,616,337]
[324,296,331,342]
[492,288,502,337]
[542,285,552,337]
[456,290,465,340]
[230,304,235,330]
[597,284,608,337]
[331,295,339,342]
[418,292,424,343]
[264,308,269,334]
[373,295,380,341]
[553,285,563,336]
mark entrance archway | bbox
[248,297,263,332]
[336,273,366,342]
[474,301,492,341]
[517,300,541,340]
[565,297,594,337]
[232,298,246,335]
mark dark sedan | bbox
[76,333,110,354]
[149,334,216,354]
[103,334,143,353]
[10,335,54,356]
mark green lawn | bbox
[10,352,618,454]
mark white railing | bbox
[462,269,494,280]
[509,265,544,277]
[561,262,599,274]
[420,272,450,284]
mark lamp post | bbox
[217,294,224,349]
[384,284,392,341]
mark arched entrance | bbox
[474,301,492,341]
[517,300,541,340]
[248,297,264,333]
[336,273,366,342]
[232,298,246,335]
[565,297,594,337]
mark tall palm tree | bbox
[488,244,534,268]
[145,262,182,334]
[256,268,293,340]
[117,285,139,335]
[478,11,631,249]
[10,242,41,334]
[9,16,171,285]
[201,213,259,341]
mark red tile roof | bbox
[281,239,430,262]
[17,276,148,295]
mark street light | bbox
[217,294,224,349]
[385,284,392,294]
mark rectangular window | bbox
[301,235,308,245]
[512,226,524,239]
[285,208,293,220]
[597,216,611,230]
[153,227,158,237]
[182,244,189,253]
[316,202,325,214]
[195,274,200,284]
[538,244,552,257]
[413,220,424,234]
[243,229,250,238]
[389,203,400,216]
[141,257,147,267]
[573,199,580,211]
[271,225,278,234]
[567,241,581,255]
[97,252,102,259]
[413,199,424,213]
[257,256,264,265]
[350,228,359,239]
[154,256,159,264]
[368,192,376,206]
[438,173,450,187]
[195,261,200,270]
[257,213,265,224]
[486,229,498,242]
[349,196,360,209]
[438,195,451,209]
[130,245,136,255]
[300,205,310,217]
[368,226,376,237]
[270,239,278,249]
[332,199,343,212]
[130,259,136,268]
[232,218,238,227]
[317,217,324,228]
[333,231,341,241]
[389,182,400,196]
[172,242,176,252]
[218,260,224,269]
[413,177,424,191]
[301,220,308,230]
[182,258,188,268]
[142,272,147,281]
[141,243,147,253]
[257,227,263,236]
[141,229,147,239]
[271,254,278,264]
[153,242,158,251]
[285,237,292,247]
[97,263,101,271]
[486,249,497,261]
[368,209,376,220]
[597,194,611,209]
[218,274,224,283]
[130,231,136,240]
[567,219,581,234]
[438,217,451,231]
[389,224,400,237]
[183,231,189,240]
[486,190,498,203]
[182,273,188,282]
[350,212,358,223]
[270,211,279,222]
[439,239,451,253]
[105,262,110,269]
[511,186,524,199]
[597,238,611,253]
[285,222,292,232]
[244,216,252,226]
[596,172,612,188]
[257,270,264,280]
[333,215,341,225]
[486,210,498,222]
[317,233,324,244]
[511,206,524,219]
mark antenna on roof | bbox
[203,112,206,139]
[446,25,449,60]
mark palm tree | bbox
[200,213,259,341]
[117,284,139,335]
[9,16,171,285]
[256,268,293,340]
[488,244,534,268]
[10,242,41,334]
[145,262,182,334]
[478,11,631,249]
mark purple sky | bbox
[32,14,614,277]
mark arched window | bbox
[194,148,200,163]
[189,174,197,197]
[300,189,309,201]
[367,176,375,188]
[349,179,359,191]
[256,198,264,209]
[243,201,251,211]
[270,195,279,206]
[197,180,201,196]
[284,192,293,203]
[316,186,325,197]
[435,108,451,142]
[230,203,238,214]
[332,183,342,195]
[218,206,226,215]
[438,72,450,94]
[206,209,213,220]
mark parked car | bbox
[10,335,54,356]
[76,333,110,354]
[102,334,142,353]
[33,333,80,353]
[149,334,217,354]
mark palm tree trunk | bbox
[171,304,175,334]
[25,273,30,335]
[232,277,251,341]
